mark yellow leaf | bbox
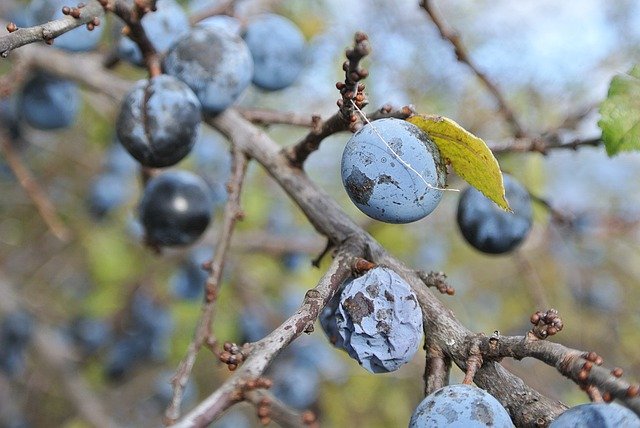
[407,114,510,211]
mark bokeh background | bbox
[1,0,640,426]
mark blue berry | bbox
[0,310,34,377]
[164,26,253,114]
[105,290,173,380]
[88,173,134,219]
[243,14,305,91]
[104,335,147,380]
[117,0,189,65]
[341,118,446,224]
[68,316,111,357]
[116,75,201,168]
[333,267,423,373]
[139,170,213,247]
[30,0,104,52]
[457,174,533,254]
[409,384,513,428]
[1,310,33,347]
[550,403,640,428]
[18,72,79,130]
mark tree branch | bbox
[236,107,319,128]
[0,0,105,57]
[475,331,640,414]
[173,242,358,427]
[488,136,602,155]
[0,32,131,101]
[423,335,450,395]
[107,0,162,76]
[210,108,569,426]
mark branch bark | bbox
[0,0,105,57]
[475,333,640,414]
[173,242,358,427]
[209,109,568,427]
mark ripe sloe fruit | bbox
[409,384,513,428]
[328,267,423,373]
[243,14,305,91]
[457,174,532,254]
[341,118,446,223]
[164,26,253,114]
[116,75,201,168]
[550,402,640,428]
[139,170,213,247]
[18,72,79,130]
[197,15,242,36]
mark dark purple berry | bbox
[139,170,213,247]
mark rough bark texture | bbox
[210,110,567,427]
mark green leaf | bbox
[407,114,510,211]
[599,65,640,156]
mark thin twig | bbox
[462,339,483,385]
[165,146,248,424]
[236,107,319,128]
[528,192,575,226]
[585,384,604,402]
[416,270,455,296]
[285,32,371,168]
[0,135,71,242]
[284,105,412,169]
[173,243,357,427]
[0,0,105,57]
[423,336,450,395]
[420,0,525,138]
[107,0,162,76]
[489,136,602,155]
[0,25,132,101]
